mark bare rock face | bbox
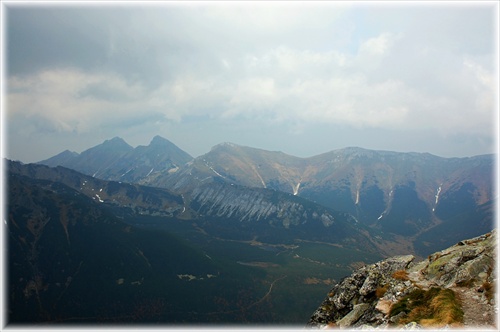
[411,232,496,289]
[307,255,416,327]
[337,303,371,328]
[306,230,496,329]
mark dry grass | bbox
[392,270,409,281]
[389,287,463,328]
[376,285,389,298]
[418,289,464,327]
[456,278,476,287]
[482,265,495,301]
[481,281,494,301]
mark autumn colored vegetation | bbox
[389,287,463,327]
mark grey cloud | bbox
[3,3,497,163]
[7,7,112,75]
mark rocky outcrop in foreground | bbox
[307,230,496,329]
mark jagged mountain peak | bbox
[38,149,79,167]
[321,146,382,161]
[149,135,175,147]
[59,149,79,156]
[38,136,192,183]
[208,142,297,160]
[99,136,133,150]
[107,136,126,142]
[207,142,255,158]
[76,137,133,175]
[324,146,443,160]
[75,137,134,160]
[337,146,372,154]
[212,141,239,149]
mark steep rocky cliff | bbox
[185,181,379,249]
[7,160,185,217]
[307,230,496,329]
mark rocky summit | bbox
[307,230,496,329]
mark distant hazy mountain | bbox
[9,136,496,324]
[143,142,495,256]
[39,136,192,183]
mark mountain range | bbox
[38,136,495,257]
[6,159,382,324]
[39,135,192,183]
[5,135,495,325]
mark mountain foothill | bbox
[5,135,495,325]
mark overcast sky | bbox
[3,2,498,163]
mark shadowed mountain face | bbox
[8,160,185,218]
[6,163,383,325]
[7,172,222,323]
[8,160,375,249]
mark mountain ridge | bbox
[6,135,497,325]
[37,137,495,257]
[6,159,387,324]
[144,140,493,256]
[9,160,380,252]
[39,135,193,183]
[7,164,495,326]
